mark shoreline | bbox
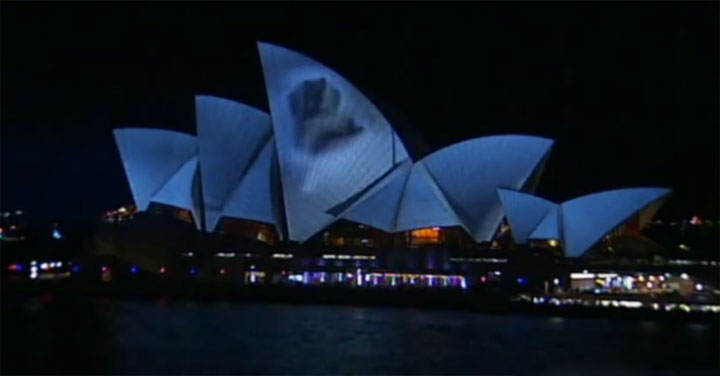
[4,279,717,324]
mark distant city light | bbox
[219,268,227,275]
[547,239,559,247]
[159,266,167,274]
[130,266,139,274]
[52,228,62,239]
[40,262,49,270]
[72,265,81,273]
[189,267,197,275]
[597,273,618,279]
[678,244,691,251]
[517,277,526,284]
[7,263,23,271]
[681,273,689,280]
[695,284,703,291]
[101,266,109,272]
[553,278,560,285]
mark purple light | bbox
[189,267,197,275]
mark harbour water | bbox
[2,295,718,374]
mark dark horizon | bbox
[1,2,718,225]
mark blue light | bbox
[52,228,62,239]
[130,266,139,274]
[517,277,526,284]
[189,267,197,275]
[72,265,81,273]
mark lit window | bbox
[409,228,441,245]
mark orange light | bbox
[410,227,441,245]
[411,228,439,238]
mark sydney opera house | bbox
[114,42,670,259]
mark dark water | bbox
[2,295,718,375]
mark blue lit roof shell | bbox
[222,137,282,230]
[497,188,557,244]
[113,128,198,209]
[422,135,554,242]
[151,155,203,229]
[342,136,553,242]
[560,187,671,257]
[258,41,411,242]
[195,95,273,231]
[498,187,671,257]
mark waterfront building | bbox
[113,42,669,259]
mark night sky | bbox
[2,2,717,225]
